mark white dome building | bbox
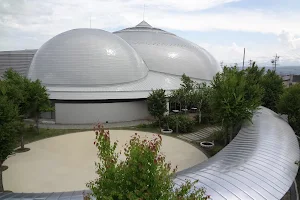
[26,21,221,124]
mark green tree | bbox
[87,124,210,200]
[147,89,167,129]
[0,84,19,192]
[190,83,212,124]
[261,70,284,112]
[27,79,53,134]
[180,74,195,111]
[243,62,265,105]
[277,83,300,135]
[2,69,30,149]
[180,73,194,94]
[211,66,262,144]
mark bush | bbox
[168,114,196,133]
[87,123,210,200]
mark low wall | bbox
[55,100,150,124]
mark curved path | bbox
[0,107,299,199]
[2,130,207,193]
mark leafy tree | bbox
[27,79,53,134]
[261,70,284,112]
[2,69,30,149]
[180,73,194,94]
[211,66,262,144]
[87,124,210,200]
[277,83,300,135]
[147,89,167,129]
[169,88,185,111]
[190,83,212,124]
[243,62,265,105]
[0,84,19,192]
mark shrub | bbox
[87,123,210,200]
[168,114,196,133]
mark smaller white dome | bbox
[28,29,148,86]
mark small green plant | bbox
[168,115,196,133]
[87,123,210,200]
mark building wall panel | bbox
[55,100,149,124]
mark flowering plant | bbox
[87,123,210,200]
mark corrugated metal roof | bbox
[0,49,37,78]
[0,107,298,199]
[46,71,209,100]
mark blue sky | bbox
[0,0,300,67]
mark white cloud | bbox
[200,38,300,67]
[278,30,300,49]
[0,0,300,66]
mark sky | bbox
[0,0,300,67]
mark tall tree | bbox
[190,82,212,124]
[147,89,167,129]
[0,82,19,192]
[277,83,300,135]
[244,62,265,105]
[2,69,30,150]
[27,80,52,134]
[261,70,284,112]
[211,66,263,144]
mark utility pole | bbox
[143,4,145,20]
[242,48,245,70]
[271,54,280,72]
[220,61,224,69]
[249,59,253,67]
[90,16,91,28]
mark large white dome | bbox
[28,28,148,86]
[114,21,221,80]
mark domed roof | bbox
[114,21,221,80]
[28,29,148,86]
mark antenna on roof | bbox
[90,16,91,28]
[143,4,145,20]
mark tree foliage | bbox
[0,88,19,192]
[147,89,167,128]
[2,69,53,134]
[87,124,210,200]
[190,83,213,124]
[2,69,30,116]
[277,83,300,135]
[211,66,263,143]
[261,70,284,112]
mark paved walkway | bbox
[3,130,207,192]
[177,126,221,142]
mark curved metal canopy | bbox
[174,107,299,200]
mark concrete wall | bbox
[55,100,150,124]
